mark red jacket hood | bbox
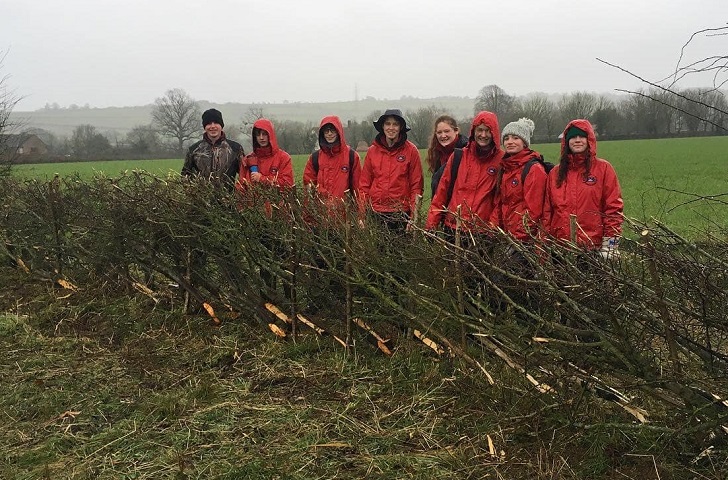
[560,119,597,159]
[252,118,280,154]
[469,111,501,146]
[318,115,347,150]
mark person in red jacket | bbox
[236,118,295,300]
[425,111,503,234]
[237,118,294,198]
[426,115,469,198]
[360,109,424,232]
[301,116,362,311]
[303,116,362,223]
[497,117,548,242]
[544,119,623,259]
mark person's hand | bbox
[358,219,365,229]
[250,172,263,182]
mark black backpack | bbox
[311,147,357,192]
[430,147,464,209]
[521,155,555,184]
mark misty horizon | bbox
[2,0,725,113]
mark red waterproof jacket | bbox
[236,119,294,216]
[302,116,361,224]
[303,116,361,199]
[425,111,503,231]
[498,148,548,241]
[544,119,623,249]
[360,134,423,214]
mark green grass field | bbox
[12,136,728,239]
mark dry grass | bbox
[1,174,727,479]
[1,267,726,479]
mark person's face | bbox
[473,124,493,148]
[205,122,222,140]
[568,134,588,154]
[322,124,338,143]
[256,130,270,147]
[382,117,401,143]
[436,121,458,147]
[503,134,526,154]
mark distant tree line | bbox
[7,83,728,165]
[472,84,728,143]
[9,124,181,164]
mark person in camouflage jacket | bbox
[181,108,244,188]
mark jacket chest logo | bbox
[510,178,519,186]
[583,175,597,185]
[270,167,278,174]
[341,165,349,173]
[487,167,497,175]
[396,155,406,162]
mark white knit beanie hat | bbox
[501,117,535,147]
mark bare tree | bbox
[70,124,112,160]
[406,105,440,148]
[151,88,201,155]
[365,110,382,141]
[590,95,623,138]
[556,91,599,126]
[597,25,728,135]
[673,88,728,134]
[705,90,728,132]
[0,51,21,176]
[274,119,317,154]
[474,85,518,124]
[518,93,557,141]
[622,87,677,136]
[125,124,162,156]
[237,106,265,151]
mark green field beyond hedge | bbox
[13,136,728,240]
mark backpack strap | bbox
[521,156,543,185]
[311,150,320,173]
[444,148,463,209]
[312,148,356,193]
[348,147,355,192]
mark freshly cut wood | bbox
[265,303,348,347]
[16,257,30,273]
[413,329,447,356]
[57,278,79,291]
[295,313,325,335]
[487,434,496,458]
[470,333,554,393]
[132,282,156,299]
[203,302,221,325]
[268,323,286,337]
[265,302,291,323]
[353,317,392,356]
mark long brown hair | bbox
[556,148,592,187]
[426,115,459,173]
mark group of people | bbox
[181,107,624,258]
[423,113,623,259]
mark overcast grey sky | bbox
[1,0,726,111]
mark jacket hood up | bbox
[560,119,597,159]
[469,111,501,147]
[252,118,280,154]
[319,115,346,154]
[318,115,347,151]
